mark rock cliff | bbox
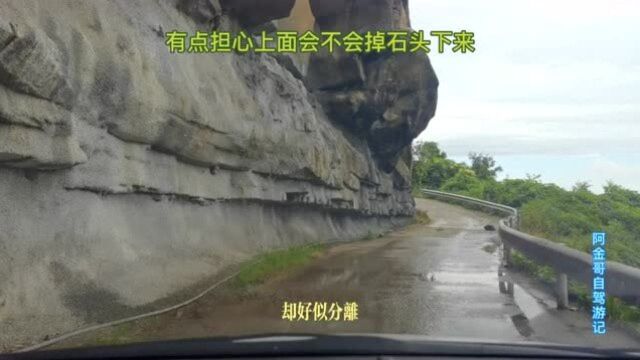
[0,0,437,349]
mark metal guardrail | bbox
[421,188,640,308]
[420,188,519,221]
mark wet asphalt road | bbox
[59,199,639,348]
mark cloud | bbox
[430,135,640,158]
[585,156,640,192]
[418,100,640,157]
[409,0,640,190]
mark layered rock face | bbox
[0,0,437,349]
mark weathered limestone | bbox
[305,50,366,90]
[306,0,438,168]
[0,0,437,350]
[0,86,71,129]
[0,17,15,48]
[0,124,86,169]
[220,0,296,28]
[176,0,221,24]
[310,0,411,32]
[365,52,439,164]
[0,29,73,109]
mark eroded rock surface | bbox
[0,0,437,350]
[310,0,411,32]
[307,0,438,167]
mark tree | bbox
[468,152,502,180]
[441,168,485,198]
[525,173,542,182]
[412,142,463,189]
[603,181,640,207]
[412,141,446,160]
[572,181,592,192]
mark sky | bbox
[409,0,640,193]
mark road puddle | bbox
[428,271,496,286]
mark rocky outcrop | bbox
[0,22,86,169]
[307,0,438,168]
[310,0,411,32]
[0,0,437,350]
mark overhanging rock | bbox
[304,0,438,170]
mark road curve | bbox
[57,199,639,348]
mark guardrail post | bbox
[556,273,569,309]
[503,243,512,267]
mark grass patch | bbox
[511,251,556,284]
[50,322,138,349]
[362,231,377,240]
[415,209,431,225]
[92,323,133,346]
[230,244,326,289]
